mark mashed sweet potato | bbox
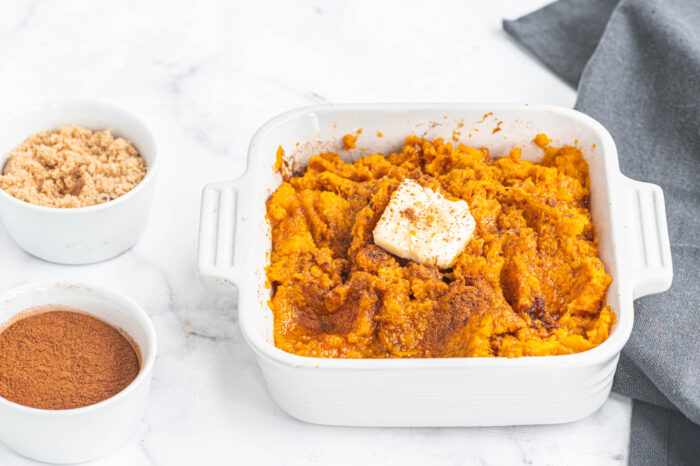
[266,135,614,358]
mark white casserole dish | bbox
[197,104,672,427]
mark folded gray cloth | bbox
[504,1,700,464]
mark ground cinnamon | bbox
[0,308,140,410]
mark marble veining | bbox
[0,0,629,464]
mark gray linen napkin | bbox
[504,1,700,464]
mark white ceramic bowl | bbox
[198,104,673,426]
[0,100,157,264]
[0,281,157,464]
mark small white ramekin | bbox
[0,99,157,264]
[0,281,157,464]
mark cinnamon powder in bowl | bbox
[0,280,156,463]
[0,307,141,410]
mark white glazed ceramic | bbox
[197,104,673,427]
[0,100,157,264]
[0,281,156,464]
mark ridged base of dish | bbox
[258,354,618,427]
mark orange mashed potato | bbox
[266,135,614,358]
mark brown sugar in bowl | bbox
[0,125,147,209]
[0,99,157,264]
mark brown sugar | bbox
[0,125,147,208]
[0,308,140,410]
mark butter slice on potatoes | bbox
[373,179,476,269]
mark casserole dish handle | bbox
[623,176,673,299]
[197,180,243,296]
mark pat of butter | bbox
[373,180,475,269]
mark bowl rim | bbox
[0,280,157,416]
[0,98,158,214]
[237,102,635,370]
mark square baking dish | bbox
[197,104,672,426]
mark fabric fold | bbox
[503,0,619,87]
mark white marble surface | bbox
[0,1,631,464]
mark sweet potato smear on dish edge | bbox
[265,135,615,358]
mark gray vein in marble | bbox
[4,0,41,36]
[128,251,238,342]
[157,55,328,158]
